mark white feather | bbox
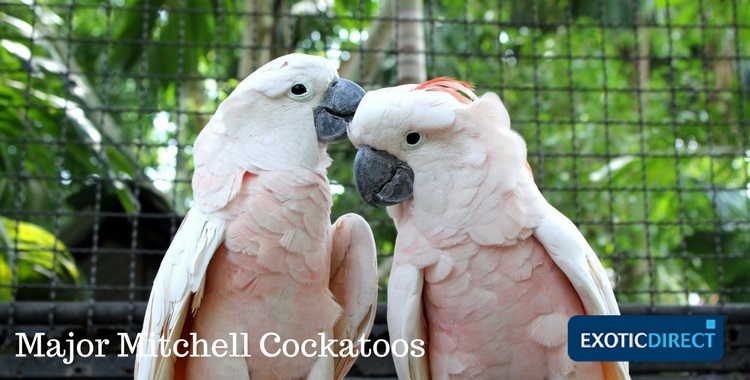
[534,204,620,317]
[387,264,431,380]
[329,214,379,380]
[134,210,225,380]
[534,200,630,380]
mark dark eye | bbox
[405,132,423,147]
[291,83,307,96]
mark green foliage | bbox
[0,216,87,301]
[0,0,748,306]
[0,9,141,228]
[420,0,750,304]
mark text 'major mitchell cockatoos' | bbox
[135,54,378,380]
[349,78,630,379]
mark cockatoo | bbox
[135,54,378,380]
[348,78,630,379]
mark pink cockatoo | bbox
[348,78,630,379]
[135,54,378,380]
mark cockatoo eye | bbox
[404,132,424,148]
[291,83,307,95]
[288,82,312,100]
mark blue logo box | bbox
[568,315,725,362]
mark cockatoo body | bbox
[135,54,378,380]
[349,78,630,380]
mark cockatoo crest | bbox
[413,77,477,104]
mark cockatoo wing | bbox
[534,202,630,380]
[134,210,225,380]
[329,213,378,380]
[387,264,430,380]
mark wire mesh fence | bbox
[0,0,749,378]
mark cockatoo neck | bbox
[315,142,333,172]
[391,136,542,246]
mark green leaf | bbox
[1,216,87,301]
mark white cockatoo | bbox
[135,54,378,380]
[348,78,630,379]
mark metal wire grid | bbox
[0,0,749,376]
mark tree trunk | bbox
[338,0,396,84]
[395,0,426,84]
[239,0,277,78]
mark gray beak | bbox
[314,79,365,143]
[354,145,415,207]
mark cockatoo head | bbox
[208,53,365,171]
[233,53,364,142]
[348,78,525,207]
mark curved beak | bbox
[353,145,415,207]
[314,79,365,143]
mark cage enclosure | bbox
[0,0,749,378]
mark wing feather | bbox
[134,209,225,380]
[534,205,618,316]
[329,214,378,380]
[534,203,630,380]
[387,264,430,380]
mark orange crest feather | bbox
[413,77,478,104]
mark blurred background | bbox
[0,0,748,378]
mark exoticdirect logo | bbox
[568,315,724,362]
